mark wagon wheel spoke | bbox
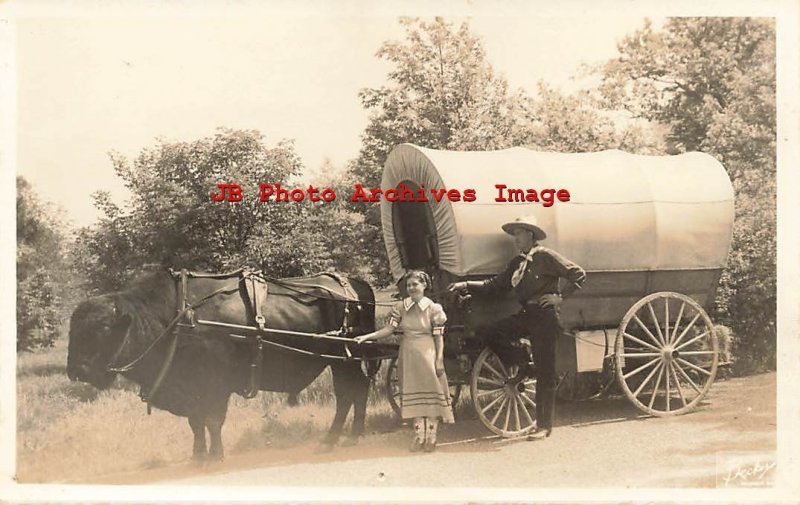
[490,396,508,426]
[665,362,671,413]
[619,352,662,358]
[633,362,663,398]
[482,360,507,382]
[647,365,665,410]
[672,313,701,348]
[503,394,513,431]
[670,302,686,344]
[491,355,510,378]
[511,395,522,432]
[647,302,667,346]
[673,330,711,352]
[674,360,703,395]
[664,298,670,344]
[385,358,401,418]
[477,376,504,388]
[670,362,688,407]
[679,351,716,356]
[477,386,504,398]
[633,315,664,348]
[622,357,660,380]
[480,391,506,415]
[519,391,536,410]
[675,357,713,377]
[622,332,662,353]
[519,394,535,427]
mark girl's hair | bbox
[404,270,432,290]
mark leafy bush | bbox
[17,177,73,351]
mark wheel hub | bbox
[661,345,679,362]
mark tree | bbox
[76,129,337,293]
[352,17,523,187]
[599,18,776,372]
[17,177,71,350]
[349,17,525,284]
[517,83,632,153]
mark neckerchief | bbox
[511,246,543,288]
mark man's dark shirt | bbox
[479,246,586,305]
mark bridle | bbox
[106,283,239,373]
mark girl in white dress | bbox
[355,270,453,452]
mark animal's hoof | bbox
[191,452,207,463]
[341,436,361,447]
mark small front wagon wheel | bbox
[385,357,401,418]
[616,292,718,416]
[470,347,537,437]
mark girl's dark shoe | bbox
[423,441,437,452]
[410,439,423,452]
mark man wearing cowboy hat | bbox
[449,215,585,440]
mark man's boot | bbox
[527,385,555,441]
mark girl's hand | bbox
[435,359,445,377]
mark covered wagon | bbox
[380,144,734,436]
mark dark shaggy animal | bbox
[67,269,376,461]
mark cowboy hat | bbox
[501,215,547,241]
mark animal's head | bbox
[67,295,131,389]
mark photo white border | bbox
[1,0,798,502]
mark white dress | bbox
[389,297,454,423]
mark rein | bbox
[107,283,239,373]
[105,269,379,407]
[263,276,452,307]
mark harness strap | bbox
[143,274,241,411]
[108,281,239,372]
[144,323,180,414]
[242,271,268,398]
[252,335,396,362]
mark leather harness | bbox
[108,268,374,411]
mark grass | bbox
[15,333,407,483]
[16,290,474,483]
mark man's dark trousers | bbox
[482,305,560,431]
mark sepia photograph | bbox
[1,0,798,503]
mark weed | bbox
[15,337,410,483]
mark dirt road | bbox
[99,372,776,488]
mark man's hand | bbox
[538,293,562,308]
[354,335,371,344]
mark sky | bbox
[12,5,670,228]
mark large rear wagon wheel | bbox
[470,347,537,437]
[616,292,718,416]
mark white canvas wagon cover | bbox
[380,144,734,282]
